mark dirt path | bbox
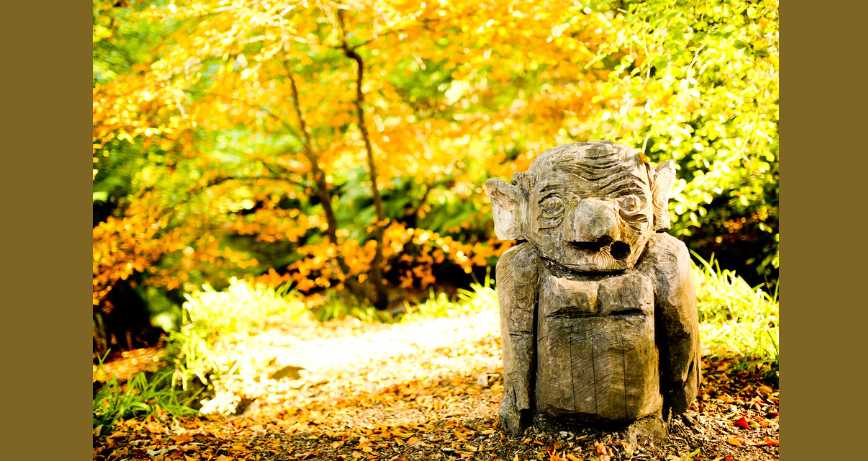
[94,312,779,461]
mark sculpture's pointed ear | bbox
[485,178,526,240]
[651,160,676,231]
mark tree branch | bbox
[192,90,305,140]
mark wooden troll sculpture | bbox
[486,141,700,441]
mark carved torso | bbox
[535,269,662,422]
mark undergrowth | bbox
[167,278,309,389]
[402,271,498,321]
[692,252,779,368]
[93,351,199,430]
[312,292,396,323]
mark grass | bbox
[402,271,498,321]
[312,293,396,323]
[309,270,498,323]
[692,252,779,367]
[93,351,200,431]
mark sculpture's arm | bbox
[636,233,702,416]
[496,243,540,434]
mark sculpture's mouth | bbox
[610,241,631,260]
[565,240,632,261]
[568,241,608,252]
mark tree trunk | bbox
[286,66,367,300]
[339,11,389,310]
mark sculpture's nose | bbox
[563,199,620,248]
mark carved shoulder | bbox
[497,243,539,277]
[496,243,540,313]
[636,233,695,305]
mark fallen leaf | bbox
[144,423,162,434]
[270,365,305,380]
[763,437,779,446]
[726,437,742,446]
[733,416,749,429]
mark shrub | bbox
[167,278,309,388]
[693,253,779,366]
[93,351,199,430]
[402,271,498,321]
[312,292,396,323]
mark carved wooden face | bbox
[486,141,676,272]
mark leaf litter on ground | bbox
[94,310,778,461]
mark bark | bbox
[338,10,389,310]
[286,66,366,300]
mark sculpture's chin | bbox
[554,246,632,272]
[550,245,648,273]
[561,261,629,272]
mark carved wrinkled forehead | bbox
[511,142,651,195]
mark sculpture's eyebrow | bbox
[538,183,564,195]
[599,174,648,196]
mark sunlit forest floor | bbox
[93,311,779,461]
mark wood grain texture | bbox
[635,233,702,415]
[535,271,662,423]
[488,141,700,438]
[495,243,540,434]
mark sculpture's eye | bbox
[539,195,564,215]
[618,195,642,214]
